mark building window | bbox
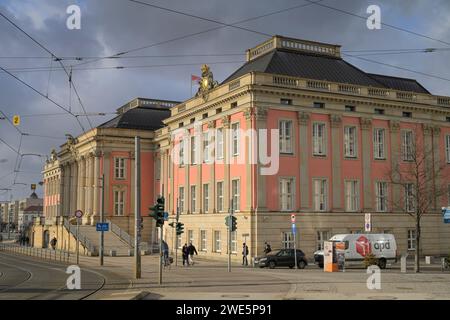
[281,98,292,105]
[190,136,197,165]
[373,128,386,160]
[190,118,195,124]
[114,158,125,179]
[282,232,294,249]
[204,132,211,163]
[232,179,240,211]
[344,126,357,158]
[345,105,355,112]
[114,190,125,216]
[214,231,221,252]
[179,122,184,128]
[202,113,208,119]
[316,230,330,250]
[446,135,450,164]
[279,120,293,154]
[279,178,294,211]
[231,231,237,253]
[216,128,224,160]
[190,186,196,213]
[312,123,326,156]
[231,102,238,109]
[446,117,450,123]
[447,185,450,206]
[217,181,224,212]
[179,140,185,166]
[313,179,327,211]
[401,130,414,161]
[407,229,416,250]
[188,230,194,244]
[404,183,415,213]
[179,187,185,213]
[345,180,359,212]
[231,123,240,156]
[402,111,412,118]
[313,102,325,109]
[216,108,222,114]
[374,108,385,115]
[375,182,388,212]
[203,184,209,213]
[200,230,207,251]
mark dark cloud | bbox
[0,0,449,199]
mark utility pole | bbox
[175,197,180,266]
[159,222,163,285]
[76,217,80,264]
[228,199,233,273]
[99,173,105,266]
[134,136,141,279]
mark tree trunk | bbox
[415,219,421,273]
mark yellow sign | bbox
[31,184,36,190]
[13,115,20,126]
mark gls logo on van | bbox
[373,241,391,252]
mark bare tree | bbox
[388,126,448,272]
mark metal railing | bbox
[106,219,133,248]
[63,219,97,255]
[0,243,73,263]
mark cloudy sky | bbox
[0,0,449,200]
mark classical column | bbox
[361,118,373,211]
[87,155,94,217]
[170,141,175,214]
[70,161,78,214]
[254,107,268,212]
[432,126,441,211]
[330,114,343,211]
[389,120,401,210]
[130,150,135,215]
[222,115,231,213]
[59,166,65,217]
[244,108,253,212]
[77,158,84,212]
[93,151,100,218]
[197,127,202,214]
[208,120,216,213]
[185,135,190,214]
[103,151,111,216]
[298,111,310,211]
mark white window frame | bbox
[217,181,224,212]
[316,230,330,251]
[279,177,295,211]
[203,131,210,163]
[190,185,196,213]
[114,190,125,216]
[216,128,224,160]
[114,158,126,179]
[405,183,415,213]
[214,230,221,252]
[312,122,326,156]
[282,232,294,249]
[407,229,416,250]
[190,136,197,165]
[231,122,240,156]
[345,180,359,212]
[446,135,450,164]
[177,234,182,249]
[200,230,207,251]
[344,126,357,158]
[375,181,388,212]
[373,128,386,160]
[179,187,185,213]
[448,184,450,207]
[231,179,240,212]
[231,231,237,254]
[203,184,209,213]
[179,139,185,166]
[279,120,293,154]
[313,178,328,212]
[401,130,414,161]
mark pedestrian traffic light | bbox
[149,196,165,228]
[176,222,184,235]
[231,216,237,232]
[225,216,230,227]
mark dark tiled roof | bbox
[24,205,43,212]
[98,106,171,131]
[223,49,429,94]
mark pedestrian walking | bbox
[188,241,198,265]
[182,243,189,266]
[50,237,57,250]
[242,243,249,266]
[264,242,272,255]
[162,240,170,267]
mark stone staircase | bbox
[77,225,132,256]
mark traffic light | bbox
[139,217,144,230]
[176,222,184,235]
[224,216,230,227]
[149,196,165,228]
[169,222,176,228]
[231,216,237,232]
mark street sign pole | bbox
[99,173,105,266]
[228,199,233,273]
[159,225,163,285]
[175,198,179,267]
[134,136,141,279]
[291,214,297,269]
[76,217,80,265]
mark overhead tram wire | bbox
[74,0,327,67]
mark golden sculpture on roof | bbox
[196,64,219,100]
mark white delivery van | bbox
[314,233,398,269]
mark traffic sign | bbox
[96,222,109,232]
[365,213,371,232]
[443,207,450,224]
[163,212,169,221]
[291,214,296,223]
[74,210,83,218]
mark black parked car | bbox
[254,249,308,269]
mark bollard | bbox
[425,256,431,265]
[442,258,446,272]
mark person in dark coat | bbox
[264,242,272,255]
[182,243,189,266]
[188,242,198,265]
[242,243,249,266]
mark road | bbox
[0,251,131,300]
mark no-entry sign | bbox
[291,214,296,223]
